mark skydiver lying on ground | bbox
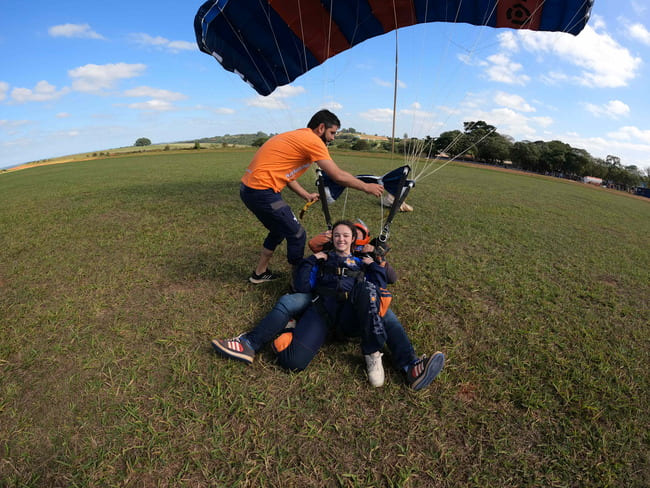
[212,220,445,390]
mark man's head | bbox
[308,109,340,144]
[353,220,370,250]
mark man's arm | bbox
[287,180,319,202]
[316,159,384,197]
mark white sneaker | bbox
[364,351,385,387]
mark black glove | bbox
[369,237,390,261]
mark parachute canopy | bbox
[194,0,594,96]
[320,165,413,205]
[316,165,414,240]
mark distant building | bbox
[354,133,389,142]
[583,176,603,186]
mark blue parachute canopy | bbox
[195,0,594,95]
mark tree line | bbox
[339,121,649,192]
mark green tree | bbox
[351,138,370,151]
[434,130,464,157]
[463,120,496,159]
[510,141,542,171]
[477,133,512,164]
[252,137,269,147]
[134,137,151,147]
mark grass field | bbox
[1,149,649,487]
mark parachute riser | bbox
[315,169,333,230]
[378,178,415,243]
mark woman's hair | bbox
[331,220,358,254]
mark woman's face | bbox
[332,224,354,254]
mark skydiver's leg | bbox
[240,183,306,268]
[341,281,387,355]
[275,306,328,371]
[243,293,312,351]
[254,247,274,276]
[382,309,418,371]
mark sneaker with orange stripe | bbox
[211,335,255,364]
[407,352,444,391]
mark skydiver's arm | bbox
[316,159,384,197]
[287,180,319,202]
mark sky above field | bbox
[1,1,650,172]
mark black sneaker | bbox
[211,335,255,364]
[249,269,279,284]
[407,352,445,391]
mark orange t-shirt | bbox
[241,128,331,192]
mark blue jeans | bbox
[243,293,312,351]
[240,183,306,265]
[257,294,417,372]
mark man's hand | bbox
[370,238,390,259]
[305,192,319,202]
[364,182,384,197]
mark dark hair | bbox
[331,220,357,254]
[307,109,341,130]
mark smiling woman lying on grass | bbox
[212,219,445,390]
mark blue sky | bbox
[2,0,650,173]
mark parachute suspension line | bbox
[566,0,596,33]
[254,0,291,93]
[411,120,480,181]
[414,126,498,182]
[405,0,500,181]
[390,2,399,158]
[217,11,276,98]
[296,0,310,77]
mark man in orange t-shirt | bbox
[240,109,384,284]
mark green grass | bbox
[1,149,649,487]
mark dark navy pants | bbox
[244,292,417,372]
[276,283,417,371]
[240,183,306,265]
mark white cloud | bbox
[399,102,434,120]
[0,119,30,130]
[246,84,305,109]
[56,112,70,118]
[463,106,538,140]
[214,107,235,114]
[532,116,553,128]
[631,1,646,16]
[514,25,641,88]
[129,33,196,52]
[494,91,535,112]
[539,71,569,86]
[359,108,393,123]
[123,86,187,101]
[628,22,650,45]
[320,101,343,111]
[584,100,630,118]
[484,53,530,85]
[128,100,174,111]
[11,81,69,103]
[373,77,406,89]
[48,23,104,40]
[373,78,392,88]
[0,81,8,101]
[69,63,147,93]
[607,126,650,144]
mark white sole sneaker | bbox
[365,351,385,387]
